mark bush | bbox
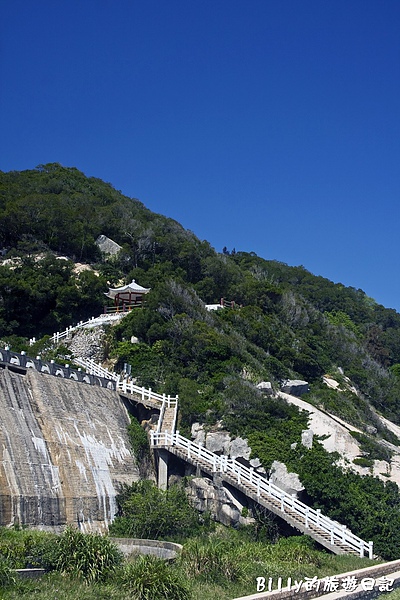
[0,527,58,569]
[110,480,211,540]
[127,417,151,478]
[179,538,247,584]
[118,555,190,600]
[0,555,16,588]
[55,527,123,582]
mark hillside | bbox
[2,163,400,558]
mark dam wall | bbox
[0,367,140,532]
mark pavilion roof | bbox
[105,279,151,300]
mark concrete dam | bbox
[0,366,140,531]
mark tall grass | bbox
[117,555,190,600]
[55,527,123,583]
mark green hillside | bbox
[2,163,400,558]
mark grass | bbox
[0,527,380,600]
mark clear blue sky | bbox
[1,1,399,310]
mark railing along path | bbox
[150,430,373,559]
[74,358,179,428]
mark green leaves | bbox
[110,480,211,540]
[55,527,123,583]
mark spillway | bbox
[0,367,139,531]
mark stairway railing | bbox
[117,378,178,409]
[74,357,119,380]
[150,430,373,559]
[50,314,125,344]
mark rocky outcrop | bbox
[185,476,254,527]
[96,235,122,257]
[0,367,140,532]
[66,328,106,362]
[281,379,310,396]
[191,423,253,464]
[256,381,274,395]
[269,461,305,496]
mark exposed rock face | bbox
[256,381,274,395]
[185,476,254,527]
[269,461,304,496]
[301,429,314,449]
[191,424,253,464]
[281,380,310,396]
[0,368,139,532]
[204,432,231,455]
[66,328,106,362]
[96,235,122,257]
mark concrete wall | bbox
[110,538,182,560]
[0,367,140,532]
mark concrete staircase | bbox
[150,431,374,559]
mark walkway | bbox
[150,430,373,559]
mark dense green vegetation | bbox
[109,480,213,540]
[0,525,376,600]
[2,164,400,559]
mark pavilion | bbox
[105,279,150,310]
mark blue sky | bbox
[1,1,399,310]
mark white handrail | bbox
[150,431,373,559]
[74,357,119,381]
[116,379,178,407]
[51,314,126,343]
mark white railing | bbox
[73,358,119,381]
[116,379,178,409]
[72,358,178,431]
[51,317,102,343]
[156,395,179,434]
[51,314,126,343]
[150,431,373,559]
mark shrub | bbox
[0,555,16,588]
[179,538,247,584]
[110,480,211,540]
[55,527,123,582]
[118,555,190,600]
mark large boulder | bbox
[185,476,254,527]
[256,381,274,395]
[229,437,251,461]
[301,429,314,449]
[205,432,231,455]
[96,235,122,257]
[281,380,310,397]
[269,461,304,497]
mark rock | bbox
[250,457,262,468]
[191,423,206,446]
[269,461,304,496]
[229,437,251,461]
[366,425,377,436]
[185,477,254,527]
[256,381,274,395]
[66,328,106,363]
[281,380,310,396]
[96,235,122,257]
[301,429,313,449]
[205,432,231,455]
